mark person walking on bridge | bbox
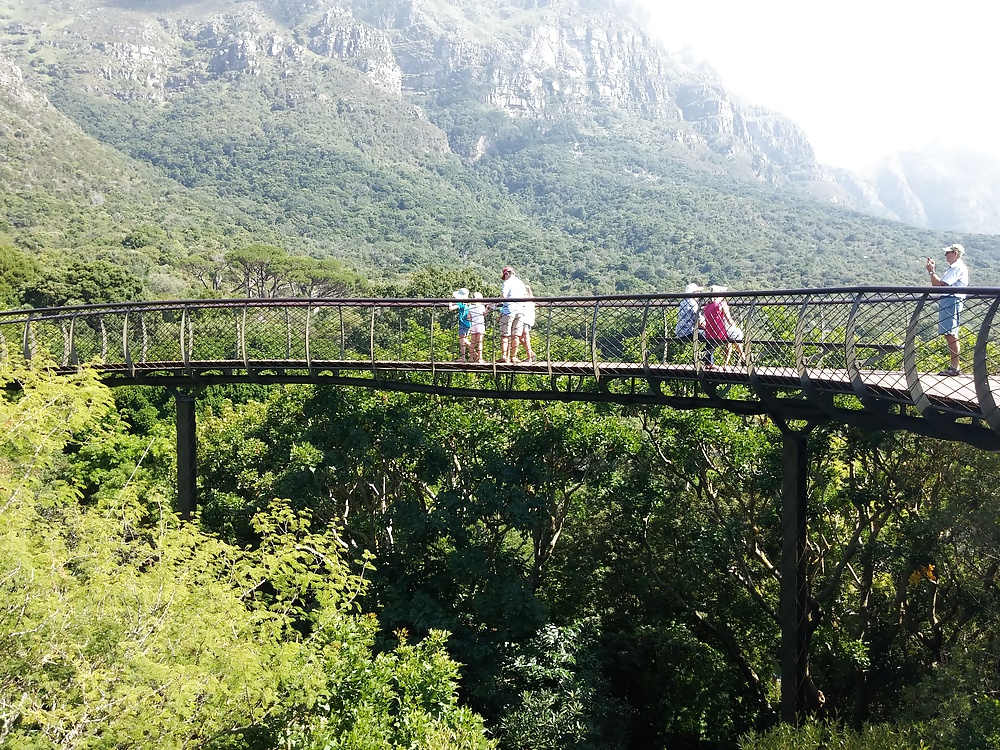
[469,291,487,362]
[518,285,537,363]
[703,285,744,367]
[926,243,970,376]
[499,266,528,363]
[449,288,472,362]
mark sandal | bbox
[937,366,961,376]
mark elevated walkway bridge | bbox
[4,286,1000,446]
[3,285,999,721]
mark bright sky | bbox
[628,0,1000,172]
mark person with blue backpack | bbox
[449,288,472,362]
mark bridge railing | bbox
[3,287,999,427]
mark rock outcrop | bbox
[0,0,931,221]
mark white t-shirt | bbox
[501,275,528,314]
[940,258,969,298]
[469,303,486,334]
[522,300,536,328]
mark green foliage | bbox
[22,258,143,307]
[957,697,1000,750]
[122,224,163,250]
[194,387,638,728]
[381,265,491,299]
[0,365,492,748]
[739,720,932,750]
[0,243,40,306]
[496,621,627,750]
[286,629,494,750]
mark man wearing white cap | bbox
[926,243,970,376]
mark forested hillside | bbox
[7,364,1000,748]
[2,0,1000,300]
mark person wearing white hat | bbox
[926,243,970,376]
[469,292,487,362]
[448,288,472,362]
[703,285,744,367]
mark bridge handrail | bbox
[0,285,993,324]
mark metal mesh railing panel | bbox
[72,311,128,365]
[540,300,599,364]
[592,300,647,364]
[239,306,304,362]
[24,316,73,366]
[743,296,798,375]
[188,307,243,363]
[848,292,914,398]
[306,305,371,362]
[129,310,184,364]
[796,295,853,374]
[372,305,437,363]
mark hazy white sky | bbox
[628,0,1000,172]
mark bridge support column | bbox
[174,391,198,520]
[780,427,810,723]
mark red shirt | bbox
[703,300,729,340]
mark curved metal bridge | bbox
[4,286,1000,448]
[4,284,999,723]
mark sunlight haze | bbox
[628,0,1000,172]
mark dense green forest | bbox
[6,354,1000,748]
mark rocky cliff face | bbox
[0,54,36,107]
[0,0,898,219]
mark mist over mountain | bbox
[1,0,998,293]
[865,148,1000,234]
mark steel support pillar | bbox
[779,428,810,723]
[175,391,197,520]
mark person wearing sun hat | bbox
[448,287,472,362]
[926,243,970,376]
[703,285,745,367]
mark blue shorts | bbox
[458,325,471,337]
[938,297,962,336]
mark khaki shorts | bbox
[500,312,524,337]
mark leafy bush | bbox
[495,621,627,750]
[739,720,933,750]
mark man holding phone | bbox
[926,243,970,376]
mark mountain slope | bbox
[1,0,999,293]
[0,51,294,296]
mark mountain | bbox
[866,148,1000,234]
[0,43,291,297]
[0,0,998,295]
